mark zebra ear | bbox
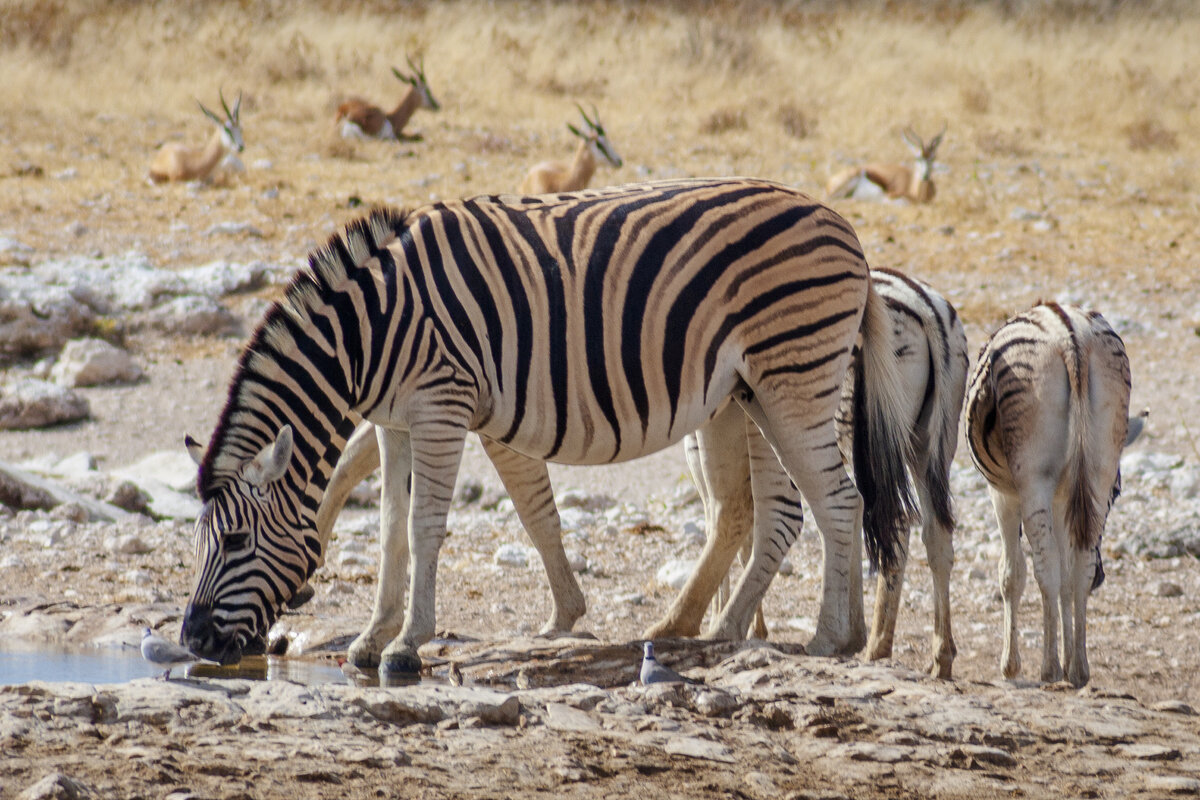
[244,425,294,486]
[184,435,205,467]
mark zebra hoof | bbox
[381,649,422,675]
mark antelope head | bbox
[394,56,440,111]
[198,89,245,154]
[568,103,623,169]
[902,124,945,185]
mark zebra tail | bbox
[1065,338,1102,553]
[852,281,918,572]
[919,311,958,536]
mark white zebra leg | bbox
[382,422,468,674]
[646,405,752,639]
[1023,500,1065,684]
[993,488,1025,680]
[480,438,586,636]
[865,524,910,664]
[737,391,864,656]
[348,426,411,669]
[706,420,800,642]
[920,495,956,679]
[1066,543,1095,687]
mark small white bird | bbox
[140,627,203,680]
[639,641,690,685]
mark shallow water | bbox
[0,645,362,687]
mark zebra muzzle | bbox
[180,604,245,666]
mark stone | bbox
[743,771,780,798]
[655,559,696,591]
[106,533,154,555]
[0,380,89,429]
[494,543,533,568]
[132,295,239,337]
[19,773,94,800]
[113,451,200,494]
[345,685,520,727]
[0,282,95,362]
[1114,743,1180,761]
[1143,775,1200,794]
[1154,580,1184,598]
[1151,700,1196,715]
[50,338,143,387]
[662,735,736,763]
[543,702,600,732]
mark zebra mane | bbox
[197,206,411,499]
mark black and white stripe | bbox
[965,302,1131,687]
[650,268,968,678]
[181,178,915,670]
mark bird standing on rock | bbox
[639,641,691,685]
[140,628,203,680]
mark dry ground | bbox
[2,2,1200,798]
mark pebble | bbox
[655,559,696,591]
[1155,580,1184,598]
[493,543,533,568]
[107,533,153,555]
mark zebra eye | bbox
[224,532,252,553]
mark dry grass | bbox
[0,0,1197,317]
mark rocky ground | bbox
[3,2,1200,797]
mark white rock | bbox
[565,549,588,572]
[0,379,89,429]
[132,295,239,337]
[114,451,200,494]
[494,543,533,568]
[655,559,696,591]
[108,533,153,555]
[337,551,374,568]
[124,568,156,586]
[51,337,143,387]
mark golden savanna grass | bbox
[0,0,1197,336]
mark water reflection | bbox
[0,645,421,687]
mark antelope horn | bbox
[197,100,222,125]
[575,102,594,128]
[219,89,233,122]
[232,91,242,122]
[406,54,420,77]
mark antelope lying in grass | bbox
[149,91,243,183]
[335,56,440,141]
[966,303,1135,687]
[519,104,623,193]
[826,126,945,203]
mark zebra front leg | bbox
[480,438,586,636]
[381,421,468,674]
[646,406,752,639]
[348,427,412,669]
[992,488,1025,679]
[705,420,800,642]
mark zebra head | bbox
[180,425,314,665]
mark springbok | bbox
[335,56,439,141]
[149,91,243,184]
[965,303,1133,687]
[519,104,623,194]
[826,126,945,203]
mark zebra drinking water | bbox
[181,178,914,673]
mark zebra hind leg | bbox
[734,390,865,656]
[992,488,1025,680]
[705,419,801,642]
[480,438,586,636]
[645,405,752,639]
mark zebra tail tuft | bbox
[1066,338,1102,552]
[853,281,918,572]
